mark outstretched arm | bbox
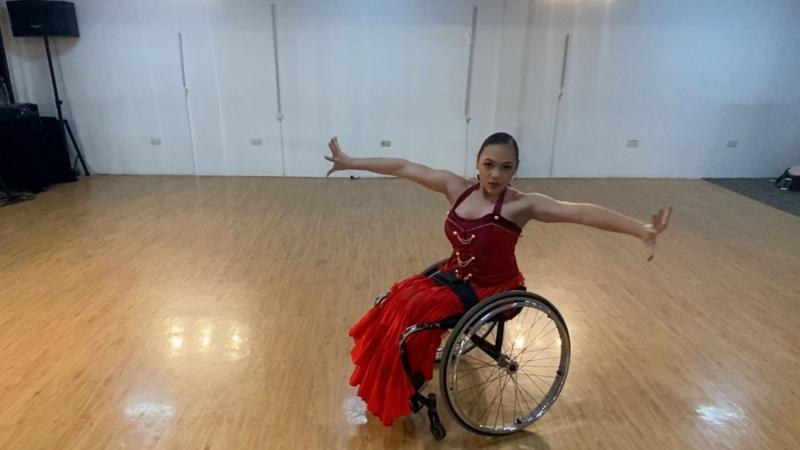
[524,193,672,261]
[325,136,469,201]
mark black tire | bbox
[438,291,570,436]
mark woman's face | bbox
[476,144,518,195]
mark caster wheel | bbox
[430,420,446,440]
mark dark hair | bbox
[477,132,519,162]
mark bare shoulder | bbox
[502,188,539,225]
[511,186,567,200]
[444,175,474,204]
[505,188,568,224]
[506,187,549,206]
[450,174,473,191]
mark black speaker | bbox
[7,1,79,37]
[0,103,39,121]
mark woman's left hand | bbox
[641,206,672,261]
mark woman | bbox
[325,132,672,426]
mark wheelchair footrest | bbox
[426,393,446,440]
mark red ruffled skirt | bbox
[348,272,525,426]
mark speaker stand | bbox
[43,35,89,176]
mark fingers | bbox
[645,206,671,261]
[660,206,672,231]
[326,137,336,177]
[326,136,341,177]
[651,206,673,233]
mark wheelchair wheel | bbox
[435,322,496,364]
[438,291,570,435]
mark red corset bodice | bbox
[441,184,522,287]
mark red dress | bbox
[348,183,525,426]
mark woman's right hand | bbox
[325,136,353,177]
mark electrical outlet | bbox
[726,140,738,148]
[150,138,162,146]
[627,139,638,148]
[251,138,263,146]
[381,140,391,148]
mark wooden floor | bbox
[0,176,798,450]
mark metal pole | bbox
[548,33,569,178]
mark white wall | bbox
[512,0,800,178]
[2,0,799,178]
[276,0,503,177]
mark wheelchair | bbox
[373,260,570,440]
